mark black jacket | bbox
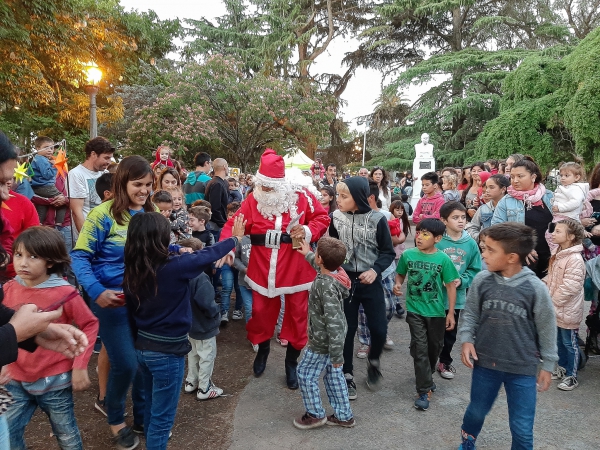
[206,176,229,228]
[0,303,37,368]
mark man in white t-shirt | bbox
[68,136,114,232]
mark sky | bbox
[119,0,387,131]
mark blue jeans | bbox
[462,365,537,450]
[238,285,253,323]
[220,264,242,316]
[557,327,579,378]
[56,225,73,252]
[5,383,82,450]
[91,301,145,426]
[0,415,9,450]
[136,350,185,450]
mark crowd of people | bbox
[0,132,599,450]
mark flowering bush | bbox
[125,55,335,170]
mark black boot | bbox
[253,340,270,377]
[285,345,302,390]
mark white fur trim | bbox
[255,171,286,186]
[303,225,312,243]
[266,215,283,297]
[245,277,313,297]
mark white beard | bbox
[253,182,298,220]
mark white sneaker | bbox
[436,362,456,380]
[220,314,229,324]
[551,366,566,380]
[356,343,369,359]
[557,376,578,391]
[196,382,224,400]
[232,310,243,320]
[384,335,394,350]
[184,381,197,393]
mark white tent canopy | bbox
[283,148,314,170]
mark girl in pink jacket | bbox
[545,219,586,391]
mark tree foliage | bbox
[476,26,600,171]
[184,0,373,155]
[125,55,336,171]
[0,0,180,163]
[358,0,578,170]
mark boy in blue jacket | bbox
[30,136,67,224]
[178,238,224,401]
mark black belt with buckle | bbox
[250,233,293,246]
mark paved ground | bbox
[230,320,600,450]
[230,228,600,450]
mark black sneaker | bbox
[132,424,144,434]
[95,397,128,418]
[366,359,383,391]
[93,336,102,354]
[112,427,139,450]
[344,373,357,400]
[94,397,108,417]
[395,303,405,318]
[557,376,578,391]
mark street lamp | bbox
[84,62,102,138]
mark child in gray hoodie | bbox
[293,237,354,430]
[457,223,557,450]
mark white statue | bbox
[414,133,434,159]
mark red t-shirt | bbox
[2,192,40,277]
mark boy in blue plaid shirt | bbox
[293,237,355,429]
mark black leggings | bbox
[343,274,388,375]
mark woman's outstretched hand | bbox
[231,214,246,239]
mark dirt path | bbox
[23,318,254,449]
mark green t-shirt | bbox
[396,247,460,317]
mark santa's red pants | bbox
[247,290,308,349]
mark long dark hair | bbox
[320,185,337,213]
[460,167,471,186]
[589,163,600,190]
[155,166,181,191]
[511,159,543,185]
[461,162,488,204]
[370,166,390,198]
[389,200,411,235]
[110,156,155,225]
[122,212,171,302]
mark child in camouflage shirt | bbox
[293,237,355,430]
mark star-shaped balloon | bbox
[54,148,69,178]
[14,161,29,183]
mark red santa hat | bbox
[255,148,286,185]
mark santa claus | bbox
[219,149,330,389]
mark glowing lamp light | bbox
[83,62,102,138]
[84,62,102,86]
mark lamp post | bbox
[84,62,102,139]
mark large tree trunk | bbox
[450,8,465,147]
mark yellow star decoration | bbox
[14,161,29,183]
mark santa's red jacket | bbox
[220,189,330,298]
